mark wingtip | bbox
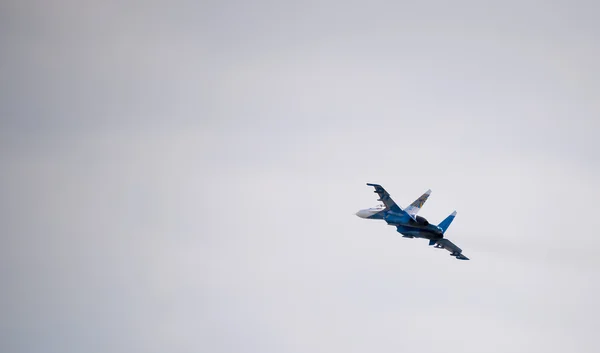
[454,252,469,260]
[425,189,432,195]
[451,210,457,216]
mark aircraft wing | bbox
[366,183,403,213]
[404,189,431,217]
[433,238,470,260]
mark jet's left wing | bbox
[366,183,403,213]
[404,189,431,217]
[432,238,470,260]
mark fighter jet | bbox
[356,183,469,260]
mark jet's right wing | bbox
[366,183,403,213]
[433,238,470,260]
[404,189,431,217]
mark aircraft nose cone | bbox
[355,209,369,218]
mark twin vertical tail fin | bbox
[437,211,457,234]
[404,189,432,217]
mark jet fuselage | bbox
[356,183,468,260]
[355,207,444,241]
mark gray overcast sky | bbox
[1,1,599,352]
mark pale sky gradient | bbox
[1,1,600,353]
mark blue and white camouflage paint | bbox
[356,183,469,260]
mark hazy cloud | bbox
[1,1,599,352]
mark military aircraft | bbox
[356,183,469,260]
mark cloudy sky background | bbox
[1,1,599,352]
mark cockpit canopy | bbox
[415,215,429,226]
